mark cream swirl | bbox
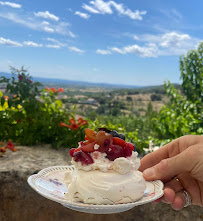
[71,151,140,174]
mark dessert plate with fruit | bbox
[28,128,164,214]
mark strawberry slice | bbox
[74,147,82,153]
[113,137,126,148]
[81,141,96,152]
[126,142,135,151]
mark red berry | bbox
[126,142,135,151]
[73,150,94,165]
[112,137,126,148]
[124,144,132,157]
[106,145,124,161]
[98,139,111,153]
[70,148,76,157]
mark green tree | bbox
[153,41,203,140]
[180,42,203,103]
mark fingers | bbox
[178,173,202,206]
[139,135,201,172]
[156,181,185,210]
[160,178,183,204]
[142,146,197,182]
[156,174,202,208]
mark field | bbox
[58,86,170,117]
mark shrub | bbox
[0,67,88,148]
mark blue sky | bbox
[0,0,202,86]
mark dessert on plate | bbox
[64,128,146,204]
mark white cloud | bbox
[111,47,125,54]
[34,11,59,21]
[90,0,112,14]
[110,43,158,57]
[0,12,74,36]
[139,32,198,55]
[82,0,146,20]
[82,4,100,14]
[23,41,43,47]
[41,21,50,26]
[159,32,190,48]
[97,32,199,57]
[68,31,76,38]
[0,37,22,47]
[69,46,85,53]
[45,44,61,49]
[0,1,21,8]
[96,49,111,54]
[43,26,55,33]
[46,38,67,47]
[75,11,90,19]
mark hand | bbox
[139,135,203,210]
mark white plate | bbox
[27,165,164,214]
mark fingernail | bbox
[143,168,155,177]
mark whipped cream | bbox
[71,151,140,174]
[65,169,146,204]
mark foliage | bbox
[0,67,88,148]
[180,42,203,104]
[150,94,162,101]
[152,80,202,139]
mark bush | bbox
[150,94,162,101]
[0,67,88,148]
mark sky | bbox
[0,0,202,86]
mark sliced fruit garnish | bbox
[126,142,135,151]
[96,131,113,147]
[85,128,97,142]
[73,150,94,165]
[69,148,76,157]
[97,139,111,153]
[112,137,126,148]
[81,141,96,152]
[73,147,82,153]
[106,145,124,161]
[124,144,133,157]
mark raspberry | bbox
[126,142,135,151]
[124,144,133,157]
[98,139,111,152]
[106,145,124,161]
[69,148,76,157]
[73,150,94,165]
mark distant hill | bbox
[0,72,180,90]
[0,72,142,89]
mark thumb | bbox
[143,147,196,182]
